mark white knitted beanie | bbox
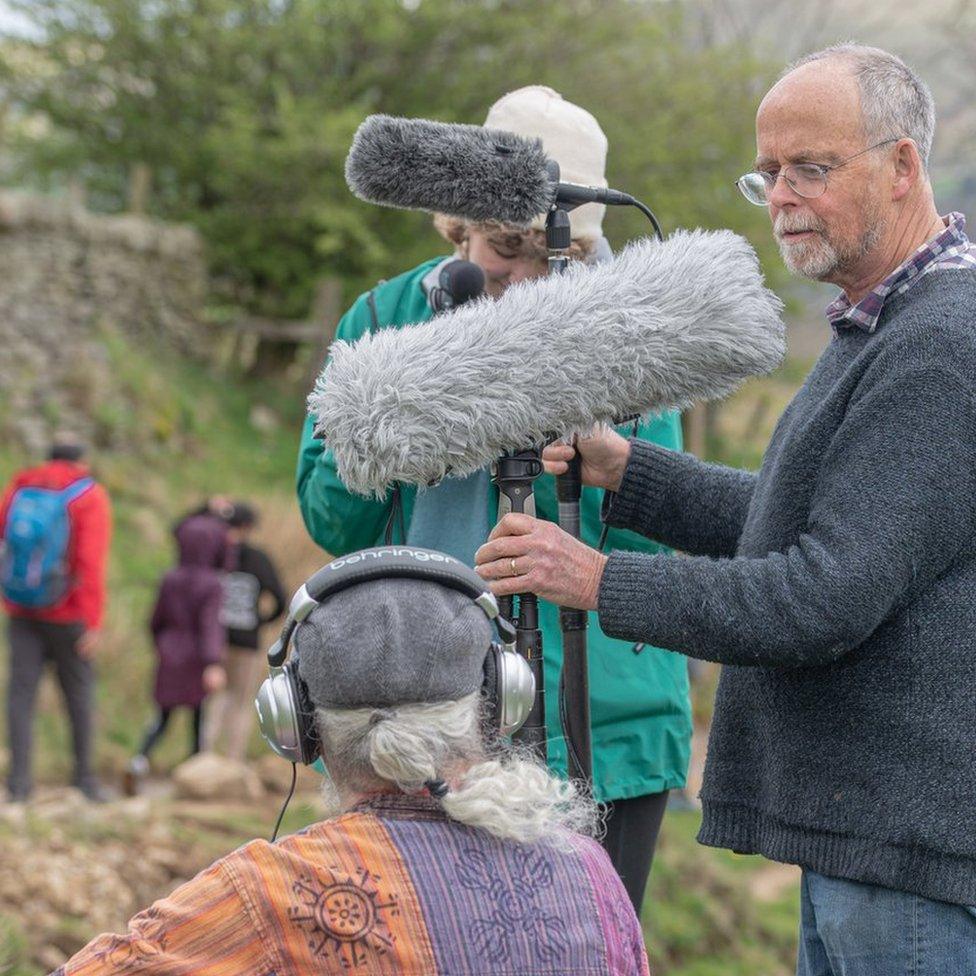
[484,85,607,240]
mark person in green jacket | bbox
[296,85,691,914]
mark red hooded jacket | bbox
[0,460,112,630]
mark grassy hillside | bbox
[0,326,807,974]
[0,325,326,780]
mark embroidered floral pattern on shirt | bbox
[455,845,569,965]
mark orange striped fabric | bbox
[56,859,266,975]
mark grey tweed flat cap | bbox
[294,578,493,709]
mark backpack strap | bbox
[61,477,95,504]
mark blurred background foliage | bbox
[0,0,785,316]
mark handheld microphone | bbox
[428,259,486,313]
[309,229,786,497]
[346,115,637,225]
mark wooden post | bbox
[309,277,343,338]
[684,402,723,459]
[127,163,152,214]
[226,276,344,382]
[303,277,343,389]
[704,401,720,457]
[67,178,88,211]
[684,403,708,458]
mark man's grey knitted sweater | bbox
[598,269,976,905]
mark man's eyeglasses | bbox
[735,138,901,206]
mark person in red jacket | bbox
[0,434,112,802]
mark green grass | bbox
[646,811,799,975]
[0,913,31,976]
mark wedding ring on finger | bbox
[510,557,520,577]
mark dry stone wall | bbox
[0,191,208,452]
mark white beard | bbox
[774,211,885,283]
[777,232,841,280]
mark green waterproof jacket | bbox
[297,257,691,802]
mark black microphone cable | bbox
[576,192,661,552]
[270,762,298,842]
[559,663,591,794]
[383,483,407,545]
[631,197,664,242]
[596,415,640,553]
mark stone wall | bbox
[0,192,208,452]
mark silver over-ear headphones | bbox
[255,546,535,765]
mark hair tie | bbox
[369,708,395,727]
[425,778,449,799]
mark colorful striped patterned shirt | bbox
[54,795,649,975]
[825,211,976,333]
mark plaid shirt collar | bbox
[825,212,972,333]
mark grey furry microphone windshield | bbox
[310,229,786,497]
[345,115,555,224]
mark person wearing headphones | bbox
[54,547,649,976]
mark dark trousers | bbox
[137,705,203,759]
[600,790,670,914]
[6,617,93,797]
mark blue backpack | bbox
[0,478,94,609]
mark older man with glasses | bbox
[476,43,976,975]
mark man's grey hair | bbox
[786,44,936,168]
[314,693,600,846]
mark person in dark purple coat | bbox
[126,515,228,789]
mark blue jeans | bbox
[797,869,976,976]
